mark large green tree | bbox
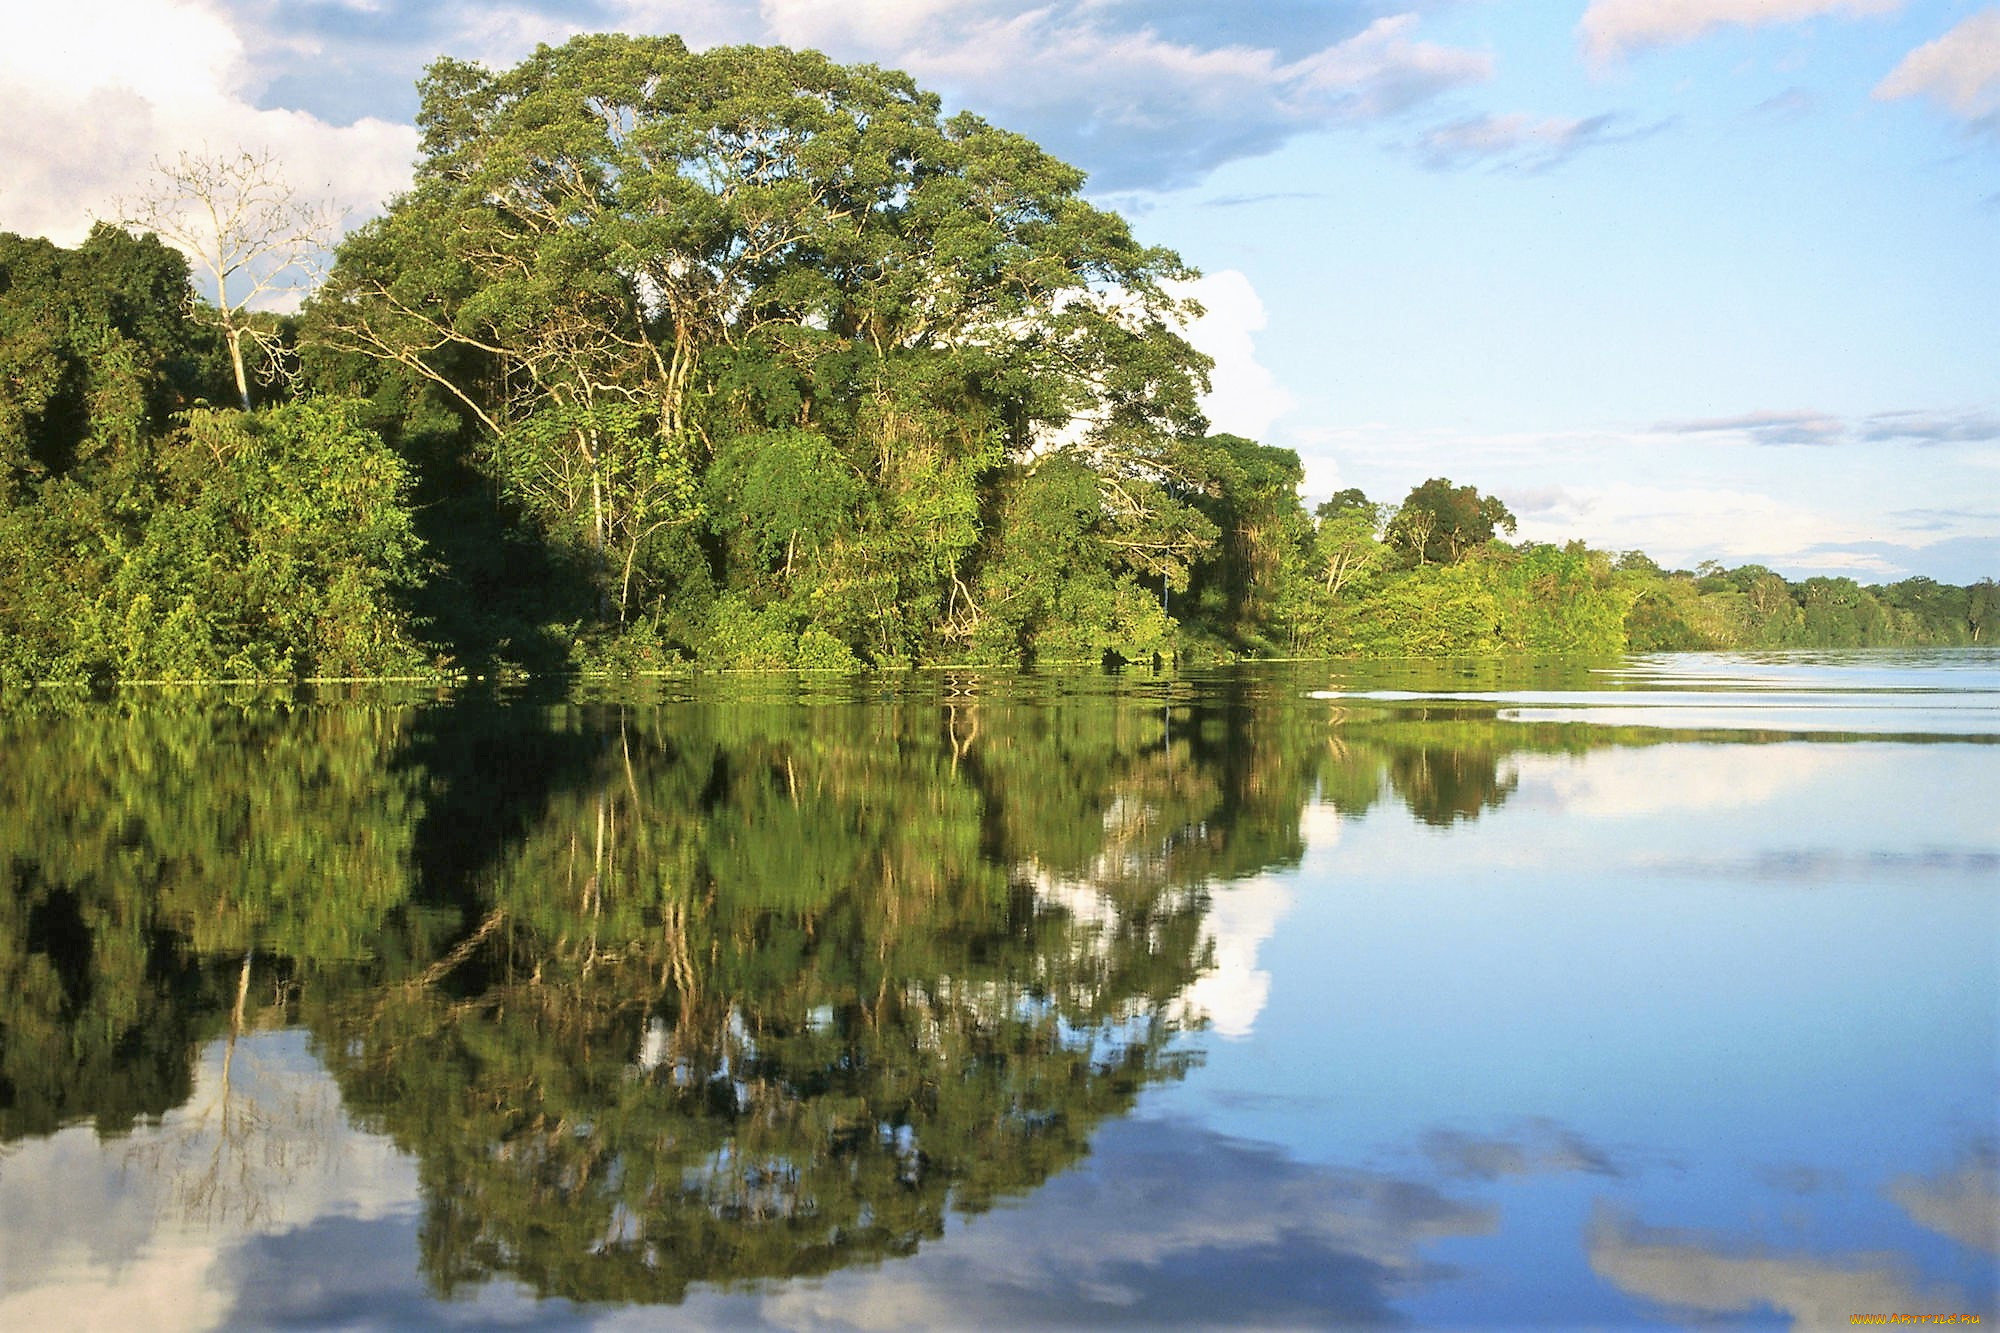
[310,35,1211,651]
[1385,476,1517,567]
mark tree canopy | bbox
[0,33,1989,684]
[308,34,1213,654]
[1384,476,1517,567]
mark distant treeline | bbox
[1,37,1991,684]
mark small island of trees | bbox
[1,34,1991,685]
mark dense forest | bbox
[1,34,1992,685]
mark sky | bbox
[2,0,1996,581]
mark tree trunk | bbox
[226,325,252,411]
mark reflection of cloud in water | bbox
[1032,861,1298,1042]
[1175,876,1293,1039]
[0,1031,420,1332]
[0,1236,230,1332]
[1889,1140,2000,1256]
[1509,745,1854,819]
[1587,1208,1963,1329]
[1160,802,1333,1040]
[1298,800,1344,854]
[1421,1119,1621,1182]
[742,1117,1495,1329]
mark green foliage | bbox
[702,594,864,671]
[706,429,861,581]
[1176,434,1308,654]
[0,225,219,492]
[1385,477,1517,567]
[1337,561,1505,656]
[965,458,1180,665]
[1971,580,1999,644]
[0,401,428,683]
[1488,543,1632,654]
[307,34,1207,658]
[1,64,1990,678]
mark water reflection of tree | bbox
[124,953,340,1230]
[1387,744,1519,827]
[0,674,1661,1303]
[305,690,1263,1301]
[0,698,423,1142]
[1316,708,1595,827]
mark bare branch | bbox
[119,148,341,410]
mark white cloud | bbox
[1285,14,1495,119]
[1415,110,1671,172]
[1875,8,2000,120]
[1169,271,1297,442]
[1508,477,1886,568]
[757,0,998,50]
[0,0,416,247]
[751,5,1491,189]
[5,1,246,105]
[1657,408,1848,446]
[1579,0,1904,65]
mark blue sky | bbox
[2,0,1995,580]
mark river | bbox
[1,652,1994,1328]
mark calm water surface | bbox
[2,652,1995,1329]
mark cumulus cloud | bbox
[1169,271,1297,442]
[1414,110,1672,172]
[748,7,1492,189]
[1579,0,1904,65]
[0,1,417,248]
[1875,8,2000,126]
[215,2,1495,195]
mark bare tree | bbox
[122,148,339,410]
